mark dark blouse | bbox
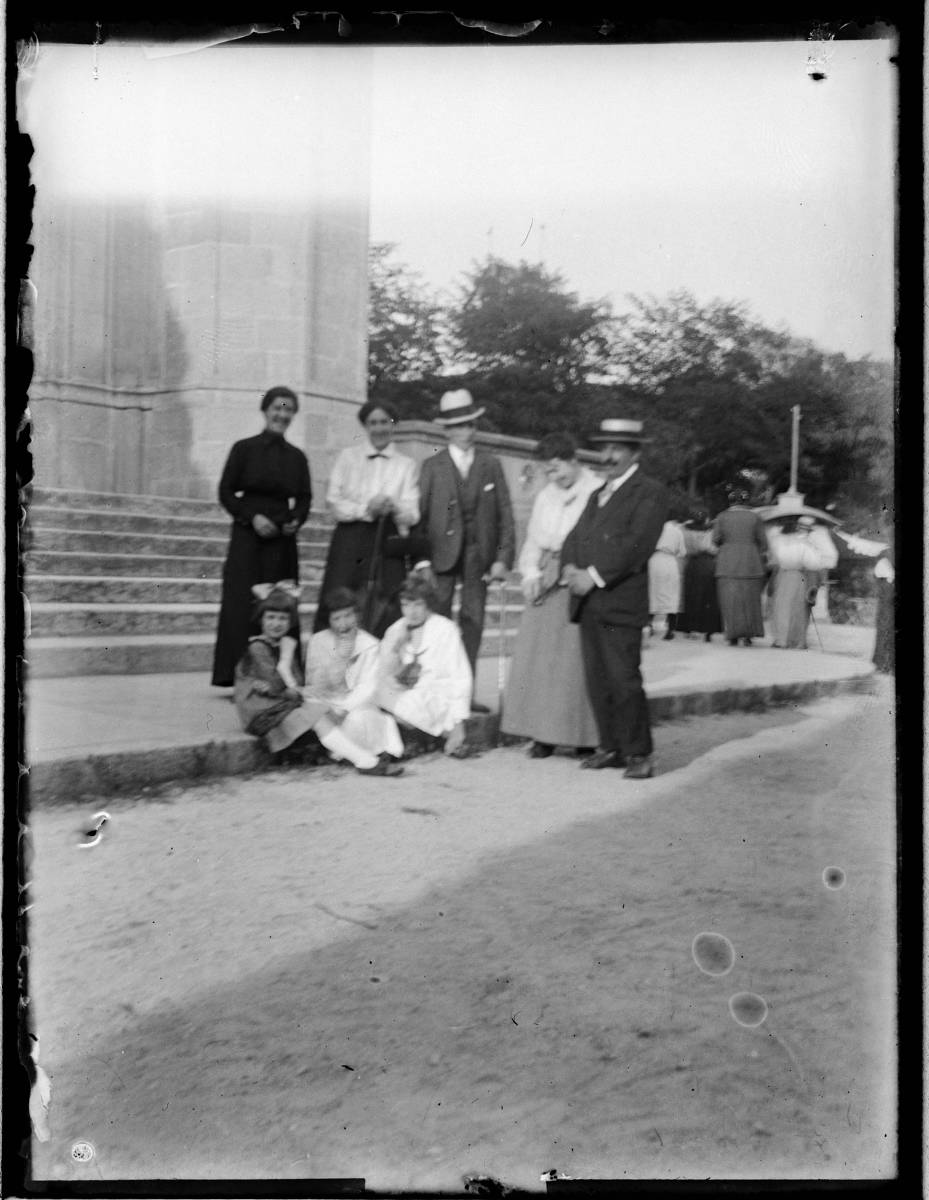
[218,431,312,529]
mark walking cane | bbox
[808,606,825,652]
[807,585,825,651]
[495,577,508,714]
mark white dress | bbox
[376,613,473,736]
[301,628,404,758]
[767,532,827,649]
[648,521,687,618]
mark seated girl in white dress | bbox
[298,586,404,761]
[376,570,474,758]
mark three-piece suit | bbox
[416,448,515,671]
[561,468,668,759]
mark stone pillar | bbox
[30,199,168,494]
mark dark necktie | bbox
[368,453,386,459]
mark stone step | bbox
[28,597,528,638]
[26,571,328,605]
[25,551,226,579]
[26,570,524,606]
[28,486,240,518]
[25,504,335,540]
[25,626,521,678]
[26,526,331,558]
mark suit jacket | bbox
[712,506,768,578]
[561,469,669,627]
[416,448,516,574]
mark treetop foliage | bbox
[367,245,894,524]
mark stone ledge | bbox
[23,674,874,808]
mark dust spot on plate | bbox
[692,932,735,976]
[729,991,768,1027]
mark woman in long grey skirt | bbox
[501,433,602,757]
[712,488,769,646]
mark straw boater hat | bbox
[588,418,651,445]
[435,389,486,425]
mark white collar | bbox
[365,439,395,458]
[448,443,474,467]
[602,461,639,494]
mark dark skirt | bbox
[211,525,300,687]
[716,576,765,640]
[677,552,723,635]
[313,519,404,638]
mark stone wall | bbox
[28,57,371,503]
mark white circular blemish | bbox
[729,992,768,1027]
[691,932,736,976]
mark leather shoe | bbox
[356,759,404,777]
[470,701,491,714]
[581,749,626,770]
[623,755,654,780]
[528,741,555,758]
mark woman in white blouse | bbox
[376,570,474,758]
[767,515,830,648]
[500,433,602,757]
[314,400,420,637]
[301,586,404,761]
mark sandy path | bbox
[25,687,896,1189]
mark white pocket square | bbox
[483,482,495,491]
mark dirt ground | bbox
[25,684,896,1192]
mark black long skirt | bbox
[313,519,404,638]
[211,526,300,687]
[677,552,723,635]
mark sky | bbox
[20,35,896,363]
[369,40,897,363]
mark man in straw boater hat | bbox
[413,389,515,711]
[560,418,669,779]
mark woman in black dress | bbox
[211,386,312,687]
[676,511,723,641]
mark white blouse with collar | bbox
[517,466,603,586]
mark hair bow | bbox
[252,580,302,601]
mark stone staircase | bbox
[23,488,525,679]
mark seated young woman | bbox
[376,569,474,758]
[233,582,403,776]
[300,586,404,761]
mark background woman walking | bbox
[712,487,769,646]
[676,511,722,641]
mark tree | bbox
[450,257,613,379]
[439,256,616,437]
[610,291,894,518]
[367,243,445,398]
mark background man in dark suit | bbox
[415,389,515,710]
[561,418,668,779]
